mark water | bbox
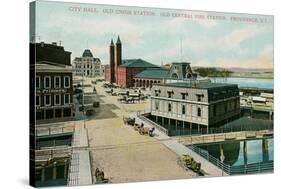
[210,77,273,89]
[196,138,273,166]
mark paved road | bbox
[84,79,197,183]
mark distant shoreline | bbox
[210,75,273,79]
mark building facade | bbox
[150,82,240,133]
[73,49,103,77]
[32,42,74,124]
[35,63,74,123]
[134,62,209,89]
[104,36,159,88]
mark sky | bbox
[34,0,274,69]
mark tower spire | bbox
[116,35,121,44]
[110,39,114,46]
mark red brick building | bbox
[105,36,159,88]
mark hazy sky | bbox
[35,0,274,69]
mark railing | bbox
[179,130,273,144]
[168,124,273,137]
[137,112,169,135]
[136,111,273,137]
[36,139,72,149]
[34,147,72,161]
[188,145,273,175]
[36,127,75,136]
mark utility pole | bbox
[180,36,183,62]
[82,72,86,129]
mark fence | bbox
[179,130,273,145]
[34,147,72,161]
[168,125,273,137]
[138,111,273,137]
[36,138,72,149]
[188,145,273,175]
[36,127,75,136]
[137,112,169,135]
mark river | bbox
[210,77,273,89]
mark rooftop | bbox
[135,68,169,79]
[155,82,238,89]
[74,57,101,62]
[35,61,72,72]
[82,49,93,57]
[121,59,159,68]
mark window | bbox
[182,105,186,114]
[182,94,185,100]
[44,76,51,89]
[155,101,159,110]
[181,93,188,100]
[36,76,40,89]
[64,94,70,104]
[155,90,161,97]
[36,95,40,106]
[168,103,172,112]
[54,76,60,88]
[197,96,201,102]
[167,91,173,98]
[44,95,51,106]
[197,107,201,117]
[55,94,60,105]
[64,76,70,88]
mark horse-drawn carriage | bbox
[133,123,155,137]
[123,117,135,126]
[177,154,201,174]
[138,127,155,137]
[95,168,109,184]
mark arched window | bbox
[182,105,186,114]
[186,73,192,78]
[172,73,179,79]
[197,107,201,117]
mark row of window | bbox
[76,64,94,69]
[36,76,70,89]
[36,94,71,106]
[155,102,202,117]
[155,90,204,102]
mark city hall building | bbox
[149,81,240,135]
[32,42,74,123]
[72,49,103,77]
